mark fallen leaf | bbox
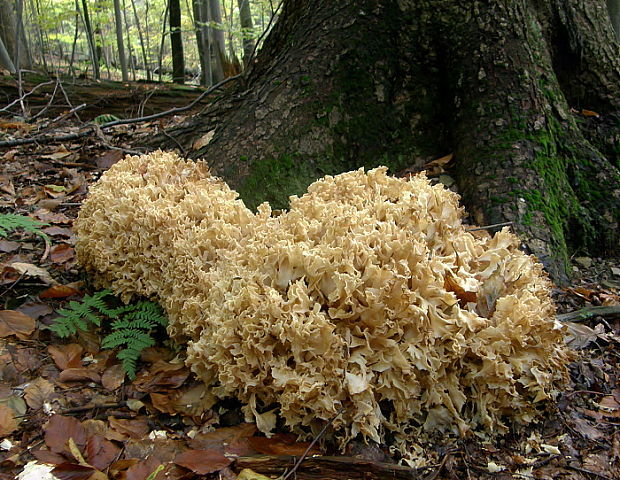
[0,404,17,437]
[24,377,56,410]
[248,433,321,456]
[192,130,215,150]
[9,262,58,285]
[0,240,20,253]
[39,284,81,299]
[44,415,87,454]
[50,244,75,264]
[0,310,36,339]
[237,469,272,480]
[42,226,75,238]
[17,302,53,319]
[124,456,167,480]
[58,367,101,384]
[32,449,69,465]
[108,417,149,440]
[189,423,257,454]
[51,463,95,480]
[86,435,121,471]
[48,344,84,370]
[133,361,189,392]
[174,449,231,475]
[564,322,598,349]
[580,109,600,117]
[95,150,124,169]
[101,364,125,391]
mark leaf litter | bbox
[0,109,618,480]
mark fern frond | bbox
[51,290,167,379]
[0,213,49,241]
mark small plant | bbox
[93,114,121,125]
[0,213,49,242]
[51,290,168,379]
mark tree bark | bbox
[113,0,128,81]
[149,0,620,283]
[169,0,185,84]
[80,0,100,79]
[208,0,225,82]
[237,0,254,65]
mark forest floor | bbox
[0,75,619,480]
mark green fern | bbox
[93,114,121,125]
[0,213,49,242]
[51,290,167,379]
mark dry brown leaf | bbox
[48,344,84,370]
[101,364,126,391]
[580,109,600,117]
[58,367,101,384]
[108,417,149,440]
[44,415,87,454]
[86,435,121,471]
[0,240,20,253]
[174,449,231,475]
[247,433,321,456]
[0,310,36,339]
[192,130,215,150]
[9,262,58,285]
[24,377,56,410]
[50,244,76,264]
[40,284,81,299]
[0,404,17,437]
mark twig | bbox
[0,74,241,148]
[0,80,54,114]
[62,401,126,414]
[161,128,186,156]
[41,103,87,131]
[567,465,615,480]
[281,405,346,480]
[423,448,458,480]
[466,222,513,232]
[30,77,60,120]
[557,305,620,323]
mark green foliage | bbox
[93,114,121,125]
[51,290,168,379]
[0,213,49,242]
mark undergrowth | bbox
[51,290,167,379]
[0,213,49,242]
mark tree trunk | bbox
[208,0,225,82]
[609,0,620,41]
[0,0,30,69]
[113,0,128,81]
[80,0,100,79]
[130,0,150,81]
[193,0,210,85]
[237,0,254,65]
[149,0,620,283]
[169,0,185,84]
[0,34,15,72]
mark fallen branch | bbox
[234,455,423,480]
[557,305,620,323]
[0,74,241,148]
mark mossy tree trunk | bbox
[150,0,620,283]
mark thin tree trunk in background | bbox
[608,0,620,41]
[0,35,15,72]
[169,0,185,84]
[130,0,150,80]
[145,0,151,76]
[113,0,128,81]
[80,0,100,79]
[122,0,136,81]
[68,0,80,78]
[208,0,224,81]
[34,0,50,70]
[221,0,240,70]
[14,0,23,70]
[192,0,209,86]
[157,1,169,82]
[237,0,254,65]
